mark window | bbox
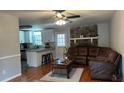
[19,31,25,43]
[57,34,65,47]
[29,31,42,45]
[33,32,42,45]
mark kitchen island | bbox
[27,48,55,67]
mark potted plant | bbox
[63,47,68,59]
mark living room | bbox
[0,10,124,82]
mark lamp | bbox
[56,19,66,25]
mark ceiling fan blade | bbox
[53,10,65,13]
[67,15,80,19]
[43,27,55,30]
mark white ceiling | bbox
[0,10,115,29]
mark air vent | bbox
[19,25,32,29]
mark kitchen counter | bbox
[27,48,54,52]
[26,48,55,67]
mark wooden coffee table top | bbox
[51,58,72,66]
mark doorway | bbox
[19,31,29,73]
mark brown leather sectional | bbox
[68,47,88,65]
[67,46,122,81]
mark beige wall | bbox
[42,29,55,43]
[98,22,110,47]
[0,13,20,57]
[110,11,124,80]
[0,13,21,81]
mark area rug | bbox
[40,68,84,82]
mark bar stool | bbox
[46,53,53,64]
[49,52,54,62]
[41,53,54,65]
[42,54,47,64]
[46,53,50,64]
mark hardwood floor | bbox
[9,64,104,82]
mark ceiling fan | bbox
[52,10,80,25]
[53,10,80,20]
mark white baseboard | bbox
[1,73,22,82]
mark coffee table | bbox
[51,58,72,79]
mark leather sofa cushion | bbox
[107,50,118,63]
[74,57,87,64]
[87,56,96,62]
[68,47,78,56]
[88,56,107,62]
[78,47,87,56]
[95,56,107,62]
[75,56,87,59]
[73,48,78,56]
[88,47,99,57]
[75,59,86,64]
[99,47,110,57]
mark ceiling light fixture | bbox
[56,12,63,18]
[56,19,66,25]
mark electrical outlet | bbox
[2,70,6,75]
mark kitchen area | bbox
[19,28,56,72]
